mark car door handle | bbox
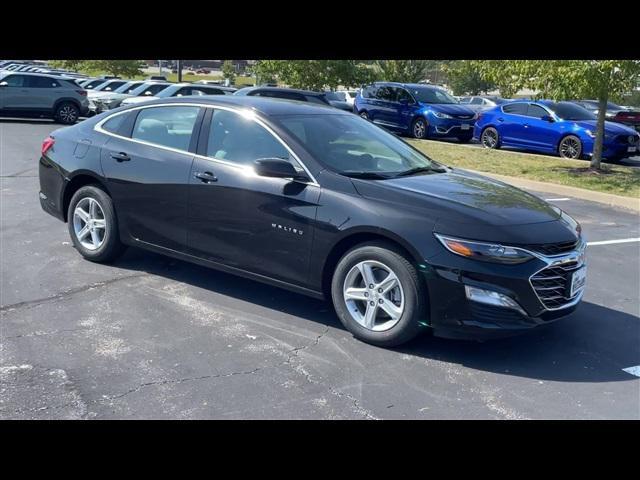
[523,124,529,128]
[110,152,130,162]
[194,171,217,183]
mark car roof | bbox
[120,95,347,116]
[236,86,325,96]
[373,82,443,90]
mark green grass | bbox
[407,139,640,198]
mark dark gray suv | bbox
[0,72,90,124]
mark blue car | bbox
[354,82,477,141]
[474,100,640,161]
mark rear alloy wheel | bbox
[558,135,582,159]
[55,102,80,125]
[331,241,425,347]
[67,185,125,263]
[481,127,500,149]
[412,118,428,139]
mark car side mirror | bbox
[541,115,554,122]
[254,158,308,182]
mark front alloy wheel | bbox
[343,260,405,332]
[558,135,582,159]
[331,241,425,347]
[412,118,427,139]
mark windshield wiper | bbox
[341,171,391,179]
[393,166,445,177]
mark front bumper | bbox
[428,116,475,137]
[422,240,587,340]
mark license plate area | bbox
[460,124,470,130]
[628,146,637,153]
[570,266,587,297]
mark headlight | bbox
[434,234,535,265]
[433,111,453,119]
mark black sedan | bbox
[571,100,640,132]
[38,96,586,346]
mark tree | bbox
[221,60,236,85]
[251,60,374,90]
[372,60,435,83]
[478,60,640,169]
[47,60,143,77]
[443,61,495,95]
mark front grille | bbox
[453,114,474,120]
[519,240,579,256]
[530,261,582,310]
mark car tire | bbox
[331,241,426,347]
[67,185,126,263]
[55,102,80,125]
[558,135,583,159]
[411,117,428,139]
[480,127,500,149]
[359,110,369,120]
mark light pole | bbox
[177,60,182,82]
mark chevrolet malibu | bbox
[38,96,587,346]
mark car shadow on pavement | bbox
[113,247,639,384]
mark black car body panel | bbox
[39,96,585,339]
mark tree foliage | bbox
[48,60,143,77]
[372,60,435,84]
[442,61,495,95]
[251,60,374,90]
[221,60,236,84]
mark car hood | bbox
[419,103,476,116]
[573,120,638,135]
[351,169,580,244]
[353,168,562,226]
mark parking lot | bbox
[1,119,639,420]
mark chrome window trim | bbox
[93,102,320,187]
[500,102,555,120]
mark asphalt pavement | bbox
[1,119,639,419]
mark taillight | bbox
[76,90,87,96]
[42,136,55,156]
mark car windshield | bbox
[546,102,596,121]
[408,87,458,104]
[326,91,346,101]
[276,114,444,178]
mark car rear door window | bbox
[27,76,60,88]
[131,106,200,151]
[206,109,293,166]
[502,103,528,115]
[2,75,27,87]
[102,113,128,134]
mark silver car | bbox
[0,71,89,124]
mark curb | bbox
[466,169,640,213]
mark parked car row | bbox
[351,82,639,162]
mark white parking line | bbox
[587,238,640,246]
[545,198,571,201]
[622,366,640,378]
